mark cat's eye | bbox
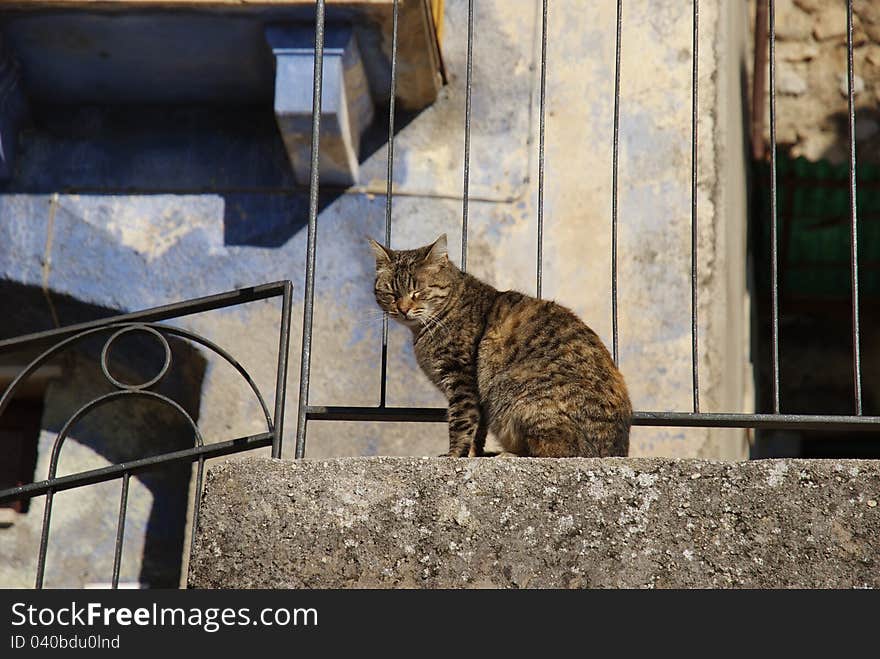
[411,291,421,300]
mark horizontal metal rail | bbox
[0,432,273,506]
[307,405,880,432]
[0,281,291,353]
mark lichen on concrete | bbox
[187,456,880,589]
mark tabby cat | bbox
[370,234,631,457]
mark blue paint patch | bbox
[345,315,373,349]
[620,107,688,185]
[0,195,47,285]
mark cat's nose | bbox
[396,298,413,317]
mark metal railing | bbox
[0,281,292,588]
[293,0,880,457]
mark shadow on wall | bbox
[1,102,421,248]
[824,107,880,164]
[0,280,206,587]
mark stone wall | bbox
[188,456,880,589]
[751,0,880,163]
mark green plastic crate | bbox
[754,156,880,301]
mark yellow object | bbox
[431,0,444,44]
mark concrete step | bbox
[188,455,880,588]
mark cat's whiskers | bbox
[416,313,437,340]
[424,312,451,338]
[420,316,437,338]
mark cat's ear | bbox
[423,233,448,267]
[367,237,393,266]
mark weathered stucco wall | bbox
[188,456,880,589]
[0,1,751,586]
[1,0,751,462]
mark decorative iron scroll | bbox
[0,281,292,588]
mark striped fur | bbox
[370,234,631,457]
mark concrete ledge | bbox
[187,456,880,589]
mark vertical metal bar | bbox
[379,308,389,410]
[769,0,781,413]
[690,0,700,413]
[536,0,548,300]
[380,0,400,409]
[294,0,326,459]
[460,0,474,272]
[272,280,292,458]
[845,0,863,415]
[611,0,622,364]
[35,490,53,588]
[111,472,130,589]
[189,456,205,561]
